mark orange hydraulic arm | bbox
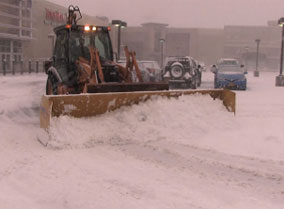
[124,46,143,82]
[76,46,105,92]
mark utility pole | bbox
[254,39,260,77]
[276,17,284,86]
[160,38,165,68]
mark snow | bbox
[1,71,284,209]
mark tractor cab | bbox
[54,25,114,64]
[51,25,118,86]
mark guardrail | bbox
[0,59,48,75]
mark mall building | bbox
[0,0,32,71]
[118,23,224,66]
[119,21,282,69]
[0,0,281,73]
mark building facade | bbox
[0,0,281,73]
[118,23,224,67]
[0,0,109,73]
[25,0,108,61]
[0,0,32,71]
[224,24,281,70]
[118,22,281,70]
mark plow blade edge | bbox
[40,89,235,130]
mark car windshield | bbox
[117,61,161,71]
[141,62,160,70]
[69,30,112,62]
[218,59,239,65]
[218,65,243,73]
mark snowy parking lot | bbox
[0,71,284,209]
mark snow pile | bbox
[48,94,232,149]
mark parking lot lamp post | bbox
[276,17,284,86]
[160,38,165,67]
[254,39,260,77]
[111,20,127,61]
[245,46,249,72]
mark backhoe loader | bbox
[40,5,236,140]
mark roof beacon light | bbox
[84,25,90,31]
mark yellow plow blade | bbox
[40,89,235,130]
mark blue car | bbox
[211,59,247,90]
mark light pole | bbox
[276,17,284,86]
[111,20,127,61]
[245,46,249,72]
[254,39,260,77]
[159,38,165,68]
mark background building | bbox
[0,0,108,73]
[224,24,281,70]
[0,0,282,74]
[116,22,281,70]
[25,0,108,61]
[0,0,32,72]
[117,23,224,66]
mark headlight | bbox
[84,25,91,31]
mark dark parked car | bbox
[117,60,162,82]
[162,56,200,89]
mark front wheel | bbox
[46,74,59,95]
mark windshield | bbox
[69,30,112,62]
[141,62,160,70]
[218,59,239,65]
[218,65,244,73]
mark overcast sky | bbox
[47,0,284,28]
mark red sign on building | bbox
[45,8,67,25]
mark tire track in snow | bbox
[110,139,284,202]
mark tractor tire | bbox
[46,74,59,95]
[169,64,184,79]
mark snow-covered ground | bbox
[1,71,284,209]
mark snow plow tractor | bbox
[40,5,236,137]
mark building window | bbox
[22,9,31,18]
[0,5,19,16]
[21,0,32,8]
[27,0,32,8]
[1,0,18,6]
[13,41,22,53]
[22,20,31,28]
[22,30,31,37]
[0,40,11,53]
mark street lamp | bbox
[159,38,165,67]
[111,20,127,61]
[276,17,284,86]
[245,46,249,72]
[254,39,260,77]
